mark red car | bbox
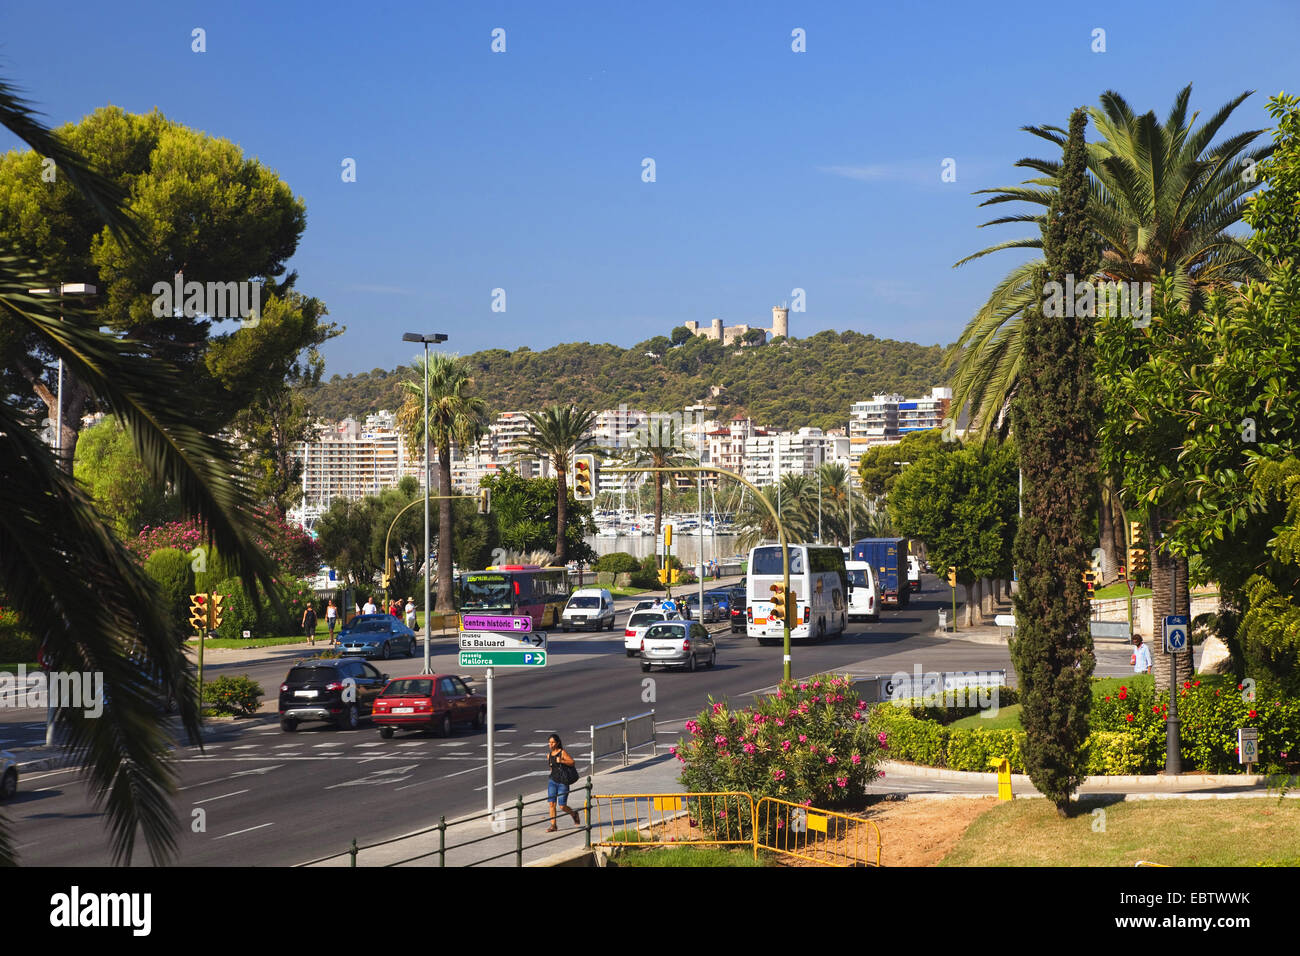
[372,674,485,738]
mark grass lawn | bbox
[616,846,770,867]
[949,703,1023,730]
[611,586,650,597]
[1093,675,1154,698]
[1093,583,1151,600]
[185,635,312,650]
[939,798,1300,866]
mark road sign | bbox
[460,614,533,632]
[1125,579,1137,596]
[458,630,547,651]
[457,649,547,668]
[1163,614,1189,654]
[1237,728,1258,765]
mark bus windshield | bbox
[751,547,803,575]
[461,574,512,611]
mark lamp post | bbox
[29,282,97,749]
[403,332,448,676]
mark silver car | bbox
[684,593,724,624]
[639,621,716,673]
[1,750,17,800]
[624,608,678,657]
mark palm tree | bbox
[0,77,280,865]
[947,85,1270,440]
[397,353,488,610]
[619,416,696,534]
[513,405,598,565]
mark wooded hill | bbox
[304,329,950,432]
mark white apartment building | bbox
[848,386,952,466]
[295,417,410,505]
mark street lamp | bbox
[403,331,448,676]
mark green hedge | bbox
[144,547,194,636]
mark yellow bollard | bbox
[990,757,1013,801]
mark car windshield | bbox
[569,597,600,609]
[351,621,390,633]
[848,569,870,588]
[382,679,433,698]
[644,623,686,641]
[628,612,663,627]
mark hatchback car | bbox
[684,592,724,624]
[623,608,678,657]
[372,674,485,738]
[279,657,389,731]
[1,751,16,801]
[337,614,417,660]
[639,620,716,672]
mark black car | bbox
[337,614,418,660]
[279,657,389,731]
[714,586,746,632]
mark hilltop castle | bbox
[683,306,789,346]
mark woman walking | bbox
[545,734,582,831]
[326,598,338,644]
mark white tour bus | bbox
[746,544,848,644]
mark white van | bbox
[561,588,616,632]
[907,554,921,593]
[846,561,879,623]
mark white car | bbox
[846,561,879,623]
[907,555,921,593]
[561,588,617,631]
[1,750,17,800]
[623,608,679,657]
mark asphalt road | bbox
[1,577,1091,866]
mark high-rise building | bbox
[848,387,952,466]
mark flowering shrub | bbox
[202,675,264,716]
[676,674,884,836]
[131,512,320,579]
[1178,676,1300,774]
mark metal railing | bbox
[296,778,594,868]
[754,796,882,867]
[589,792,755,848]
[589,710,656,772]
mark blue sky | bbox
[3,1,1297,377]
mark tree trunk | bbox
[1098,487,1124,586]
[654,476,663,535]
[555,464,568,565]
[436,442,455,610]
[963,583,975,627]
[1149,527,1193,689]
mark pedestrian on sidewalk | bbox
[326,599,338,644]
[546,734,582,831]
[1131,635,1152,674]
[301,603,318,646]
[405,597,416,630]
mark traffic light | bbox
[572,454,595,501]
[947,566,957,588]
[188,593,208,632]
[1119,565,1127,581]
[209,593,224,630]
[663,524,672,549]
[478,487,491,514]
[1127,520,1148,578]
[1082,571,1096,595]
[769,583,786,621]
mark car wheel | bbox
[707,650,716,669]
[640,661,651,673]
[338,704,360,731]
[379,726,394,740]
[381,642,391,660]
[687,652,697,673]
[473,708,486,732]
[280,717,297,733]
[561,626,569,633]
[606,617,615,631]
[626,649,636,658]
[1,768,16,800]
[406,638,416,657]
[437,714,452,738]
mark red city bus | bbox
[458,565,570,629]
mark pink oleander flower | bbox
[772,769,786,781]
[712,702,723,714]
[743,743,756,755]
[878,771,886,778]
[810,696,820,704]
[798,734,807,743]
[852,713,863,721]
[851,754,862,765]
[714,734,728,746]
[836,776,848,788]
[799,683,808,691]
[809,745,818,754]
[782,740,792,752]
[826,755,836,764]
[812,680,822,689]
[877,732,888,745]
[776,718,786,727]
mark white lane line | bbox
[524,742,548,748]
[473,770,547,790]
[397,742,423,747]
[230,745,260,750]
[437,742,469,748]
[272,744,300,749]
[14,767,78,783]
[313,742,345,748]
[354,742,383,748]
[192,789,249,805]
[215,822,274,840]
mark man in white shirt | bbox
[1131,635,1152,674]
[405,597,417,630]
[363,596,378,615]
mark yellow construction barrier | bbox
[753,796,882,867]
[589,792,755,848]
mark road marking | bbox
[14,767,78,783]
[192,789,250,805]
[229,764,283,777]
[354,742,383,748]
[474,770,547,790]
[215,822,274,840]
[230,745,260,750]
[437,742,469,748]
[313,742,344,748]
[325,765,417,789]
[272,744,300,749]
[397,742,423,747]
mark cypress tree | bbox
[1009,107,1100,814]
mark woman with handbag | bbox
[546,734,582,831]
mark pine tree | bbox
[1009,107,1100,814]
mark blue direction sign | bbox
[461,614,533,632]
[1164,615,1190,654]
